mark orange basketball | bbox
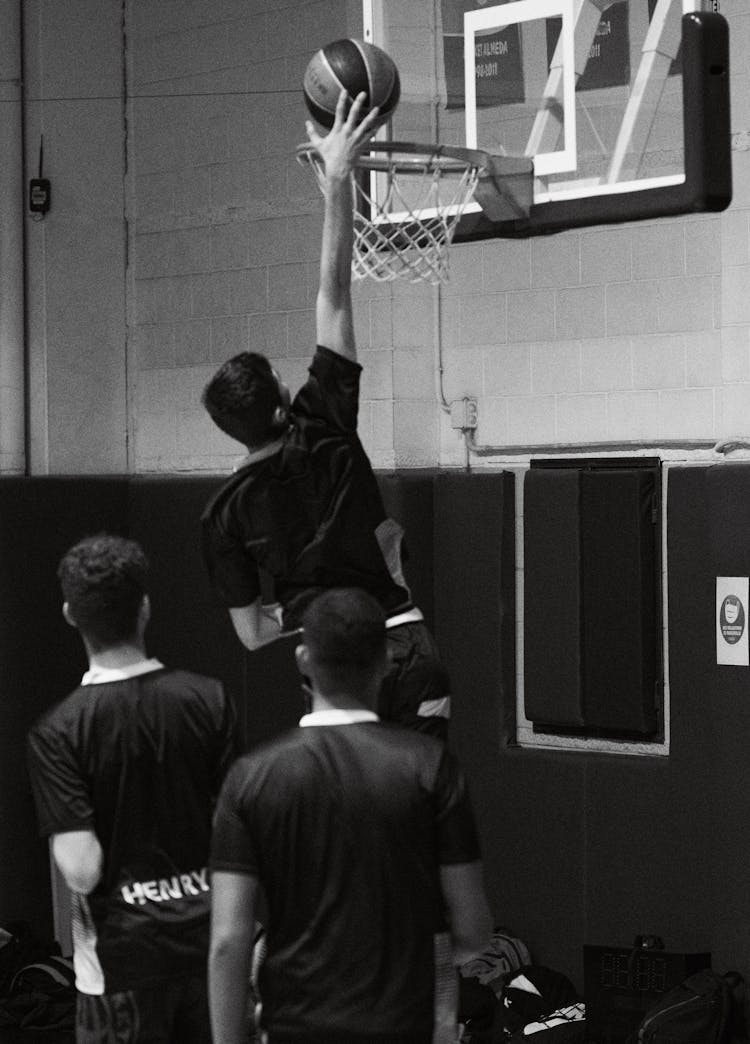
[303,39,400,130]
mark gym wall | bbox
[4,0,750,1001]
[17,0,750,476]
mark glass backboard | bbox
[362,0,731,237]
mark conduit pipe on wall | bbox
[0,0,25,474]
[465,429,741,458]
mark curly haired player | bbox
[27,534,238,1044]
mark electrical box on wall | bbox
[523,458,662,739]
[29,177,51,214]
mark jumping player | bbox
[201,89,451,740]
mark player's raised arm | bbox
[305,91,380,362]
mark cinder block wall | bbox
[438,223,726,457]
[129,0,750,471]
[127,0,385,471]
[18,0,750,476]
[23,0,128,474]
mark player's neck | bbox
[309,686,378,715]
[238,434,286,467]
[85,640,149,671]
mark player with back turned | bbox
[208,586,493,1044]
[201,87,451,740]
[26,534,238,1044]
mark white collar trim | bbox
[299,709,380,727]
[82,658,165,686]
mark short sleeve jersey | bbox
[201,347,413,628]
[211,722,480,1040]
[27,668,238,993]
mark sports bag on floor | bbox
[632,968,747,1043]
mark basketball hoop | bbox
[296,141,533,284]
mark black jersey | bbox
[201,346,413,628]
[27,665,238,993]
[210,718,480,1040]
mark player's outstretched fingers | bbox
[334,87,355,128]
[305,119,323,150]
[353,100,382,144]
[343,90,367,129]
[309,90,363,145]
[304,89,381,173]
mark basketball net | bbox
[297,142,483,285]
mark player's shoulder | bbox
[156,665,220,685]
[312,344,362,373]
[221,729,305,794]
[378,720,445,750]
[144,667,224,701]
[247,726,327,772]
[201,467,254,524]
[28,685,89,743]
[202,449,298,532]
[245,727,309,765]
[374,721,451,772]
[291,346,361,407]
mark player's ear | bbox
[295,642,311,677]
[62,602,76,628]
[139,594,151,629]
[272,404,288,428]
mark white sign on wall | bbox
[716,576,749,666]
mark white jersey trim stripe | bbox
[417,697,451,719]
[71,893,105,995]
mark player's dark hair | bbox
[202,352,284,448]
[58,534,149,649]
[302,588,387,673]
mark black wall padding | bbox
[665,465,747,978]
[0,478,129,938]
[702,464,750,974]
[127,477,255,741]
[524,466,658,734]
[580,468,658,733]
[433,471,516,757]
[524,468,584,726]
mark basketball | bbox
[303,39,400,130]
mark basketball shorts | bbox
[379,621,451,741]
[76,976,210,1044]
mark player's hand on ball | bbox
[305,91,380,180]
